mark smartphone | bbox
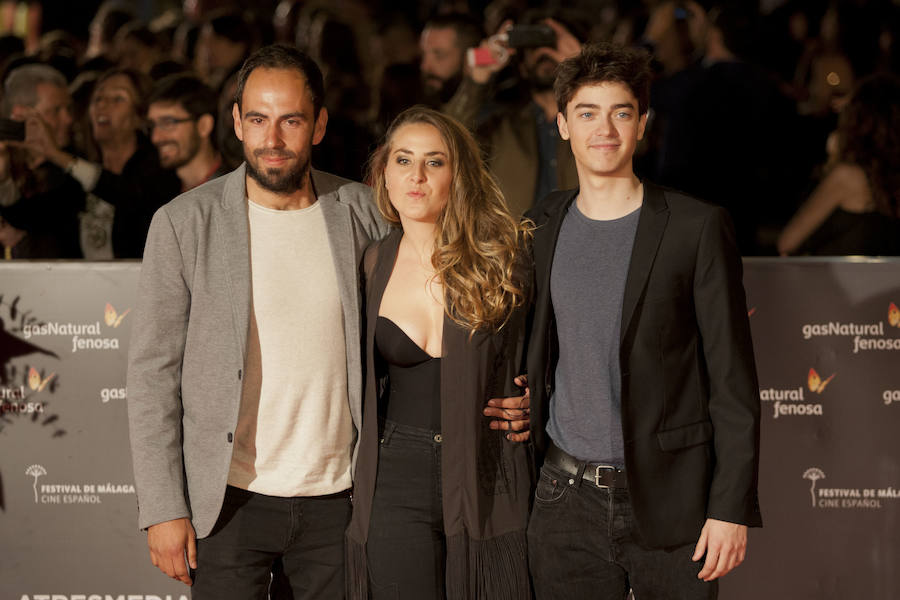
[506,24,556,49]
[0,118,25,142]
[467,47,498,68]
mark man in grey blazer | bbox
[126,45,389,598]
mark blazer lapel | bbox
[314,173,357,327]
[532,190,577,307]
[620,183,669,343]
[216,165,251,361]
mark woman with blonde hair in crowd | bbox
[346,105,533,599]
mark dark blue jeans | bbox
[527,463,717,600]
[192,485,351,600]
[366,419,445,600]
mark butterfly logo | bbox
[807,368,835,394]
[104,303,131,328]
[28,367,55,392]
[747,307,757,317]
[889,302,899,328]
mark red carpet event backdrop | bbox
[1,259,898,599]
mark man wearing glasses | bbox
[147,74,224,192]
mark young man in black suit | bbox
[524,42,762,599]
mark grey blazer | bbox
[126,165,389,537]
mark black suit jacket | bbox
[526,182,762,549]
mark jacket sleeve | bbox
[692,206,762,527]
[126,206,192,530]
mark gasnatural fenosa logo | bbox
[761,368,835,419]
[800,303,900,353]
[20,302,130,353]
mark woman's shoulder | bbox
[362,228,402,280]
[826,163,872,211]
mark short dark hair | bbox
[554,42,652,116]
[149,74,217,119]
[423,13,483,50]
[233,44,325,116]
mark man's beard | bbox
[245,148,310,194]
[525,55,558,91]
[422,70,463,106]
[157,133,201,170]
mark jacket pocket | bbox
[656,420,713,451]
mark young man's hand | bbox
[692,518,747,581]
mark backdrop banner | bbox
[0,261,186,600]
[721,258,900,600]
[1,259,898,599]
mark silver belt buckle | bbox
[593,464,615,488]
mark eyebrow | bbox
[572,102,636,111]
[243,111,307,120]
[393,148,448,157]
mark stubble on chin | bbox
[245,154,310,194]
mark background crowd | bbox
[0,0,898,259]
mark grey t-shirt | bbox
[546,200,640,465]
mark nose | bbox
[150,124,165,144]
[60,106,73,128]
[264,122,284,149]
[595,114,616,138]
[420,53,434,76]
[410,161,426,182]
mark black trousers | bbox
[366,419,445,600]
[528,462,717,600]
[192,485,351,600]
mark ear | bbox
[196,113,214,138]
[9,105,27,120]
[556,112,569,141]
[232,103,243,141]
[637,111,648,141]
[312,107,328,146]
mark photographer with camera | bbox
[443,9,586,217]
[0,64,84,259]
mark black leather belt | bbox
[545,442,628,489]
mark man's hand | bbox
[147,517,197,586]
[692,518,747,581]
[485,374,530,442]
[467,20,514,84]
[543,18,582,63]
[7,108,66,169]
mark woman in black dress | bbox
[346,106,533,599]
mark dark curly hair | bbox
[836,74,900,216]
[554,42,652,116]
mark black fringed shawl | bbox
[346,228,534,599]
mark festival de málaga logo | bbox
[24,463,135,505]
[801,302,900,353]
[802,467,900,510]
[20,302,130,353]
[760,368,835,418]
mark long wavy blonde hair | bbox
[368,106,531,333]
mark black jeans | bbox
[527,463,717,600]
[366,419,445,600]
[192,485,351,600]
